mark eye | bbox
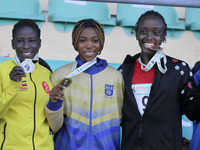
[93,39,99,43]
[79,39,85,43]
[17,39,23,43]
[140,30,147,34]
[153,31,160,35]
[29,39,36,43]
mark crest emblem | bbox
[105,84,114,98]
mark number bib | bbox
[132,83,152,115]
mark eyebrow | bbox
[79,36,98,38]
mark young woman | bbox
[0,19,54,150]
[45,19,124,150]
[118,10,200,150]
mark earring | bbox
[98,51,101,55]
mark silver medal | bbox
[20,60,35,73]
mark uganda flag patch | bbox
[20,80,28,91]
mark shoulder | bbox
[51,62,73,83]
[53,63,73,75]
[0,59,15,71]
[192,61,200,74]
[166,56,190,70]
[104,65,123,80]
[106,65,121,74]
[38,63,52,75]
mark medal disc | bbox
[59,78,72,87]
[20,60,35,73]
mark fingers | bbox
[49,85,66,102]
[9,66,26,82]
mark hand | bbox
[49,85,66,102]
[9,66,26,82]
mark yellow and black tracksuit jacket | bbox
[0,59,54,150]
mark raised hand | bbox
[9,66,26,82]
[49,85,66,102]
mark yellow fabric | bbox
[0,59,54,150]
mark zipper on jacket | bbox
[89,74,93,150]
[30,73,37,150]
[137,117,143,150]
[1,123,7,150]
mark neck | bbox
[140,53,155,65]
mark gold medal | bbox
[59,78,72,87]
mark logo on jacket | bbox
[20,80,28,91]
[104,84,114,98]
[42,81,50,94]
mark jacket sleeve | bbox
[45,70,64,134]
[180,65,200,121]
[45,104,64,134]
[0,78,20,119]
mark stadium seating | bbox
[185,7,200,40]
[48,0,116,34]
[0,0,45,27]
[117,4,185,39]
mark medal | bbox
[59,78,72,87]
[20,60,35,73]
[60,57,97,88]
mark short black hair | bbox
[135,10,167,34]
[12,19,41,40]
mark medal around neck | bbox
[20,60,35,73]
[145,43,163,51]
[59,78,72,87]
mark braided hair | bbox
[12,19,52,72]
[72,19,105,54]
[135,10,167,35]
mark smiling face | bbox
[12,26,41,63]
[136,16,166,57]
[77,27,100,62]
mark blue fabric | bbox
[188,62,200,150]
[189,121,200,150]
[76,55,108,75]
[54,117,120,150]
[192,61,200,74]
[46,100,63,111]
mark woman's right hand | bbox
[49,85,66,102]
[9,66,26,82]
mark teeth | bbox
[145,43,154,47]
[86,52,93,55]
[23,52,31,55]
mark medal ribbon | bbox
[139,50,167,74]
[65,57,97,78]
[13,54,39,65]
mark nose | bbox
[86,41,92,48]
[23,41,30,49]
[146,32,153,40]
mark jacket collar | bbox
[75,55,108,75]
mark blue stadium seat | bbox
[117,4,185,39]
[185,8,200,40]
[48,0,116,35]
[0,0,45,27]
